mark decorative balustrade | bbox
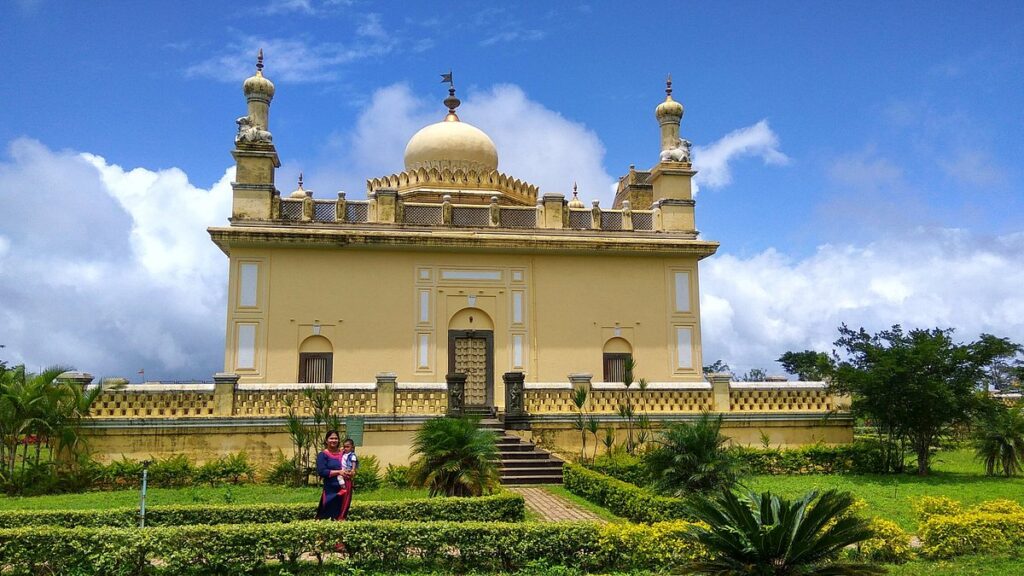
[269,193,662,232]
[84,377,841,420]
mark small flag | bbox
[440,70,453,86]
[138,369,145,376]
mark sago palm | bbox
[644,411,739,495]
[409,416,499,497]
[686,489,884,575]
[974,405,1024,477]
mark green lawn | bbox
[0,484,428,510]
[743,448,1024,532]
[539,484,626,523]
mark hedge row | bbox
[732,440,887,475]
[0,519,706,575]
[917,498,1024,558]
[0,492,525,528]
[562,463,689,523]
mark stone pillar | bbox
[442,194,453,226]
[376,189,398,224]
[301,192,314,222]
[541,193,565,229]
[590,200,602,229]
[707,372,732,413]
[621,200,633,231]
[336,191,347,222]
[650,163,697,232]
[503,371,530,430]
[569,372,594,412]
[489,196,500,227]
[213,372,240,417]
[446,372,467,417]
[376,372,397,415]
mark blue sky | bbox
[1,1,1022,379]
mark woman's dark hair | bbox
[324,430,340,444]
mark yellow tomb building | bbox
[81,56,850,466]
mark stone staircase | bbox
[462,406,564,485]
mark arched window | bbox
[298,335,333,384]
[602,337,633,383]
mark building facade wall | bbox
[223,246,705,403]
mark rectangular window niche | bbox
[417,334,430,369]
[674,271,690,313]
[236,324,257,370]
[512,334,524,369]
[239,263,258,307]
[512,291,524,324]
[419,290,430,324]
[675,326,693,370]
[441,269,501,281]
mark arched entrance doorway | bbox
[448,308,495,407]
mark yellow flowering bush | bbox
[859,517,913,563]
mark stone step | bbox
[498,451,554,460]
[501,465,565,476]
[501,474,564,485]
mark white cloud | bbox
[700,228,1024,376]
[480,29,545,47]
[186,34,395,83]
[0,138,230,379]
[944,149,1007,187]
[693,119,789,189]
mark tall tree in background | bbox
[777,350,833,381]
[829,324,1020,475]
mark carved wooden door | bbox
[449,330,493,407]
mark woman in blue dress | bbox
[315,430,348,520]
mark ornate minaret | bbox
[231,49,281,221]
[650,75,696,233]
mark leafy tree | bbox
[973,404,1024,477]
[644,412,739,495]
[702,360,732,377]
[777,350,833,381]
[409,416,499,497]
[740,368,767,382]
[686,489,884,576]
[830,324,1021,475]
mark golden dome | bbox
[404,120,499,173]
[403,83,498,173]
[243,49,275,100]
[655,74,683,121]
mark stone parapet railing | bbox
[270,191,662,233]
[84,374,844,420]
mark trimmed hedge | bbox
[0,492,525,528]
[917,497,1024,558]
[563,463,690,523]
[733,440,887,475]
[0,519,705,575]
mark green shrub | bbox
[733,439,887,475]
[586,454,647,486]
[562,463,689,523]
[0,492,526,528]
[858,517,913,564]
[643,413,740,495]
[146,454,194,488]
[384,463,412,488]
[101,456,145,488]
[919,511,1023,558]
[356,454,382,492]
[195,452,256,486]
[913,495,963,523]
[0,519,703,575]
[264,454,302,486]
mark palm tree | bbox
[409,416,500,497]
[686,489,884,576]
[974,405,1024,477]
[571,386,589,462]
[644,411,739,495]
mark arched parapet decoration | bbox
[448,307,495,331]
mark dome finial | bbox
[256,48,264,75]
[567,181,584,208]
[665,73,672,99]
[298,172,303,188]
[440,69,461,122]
